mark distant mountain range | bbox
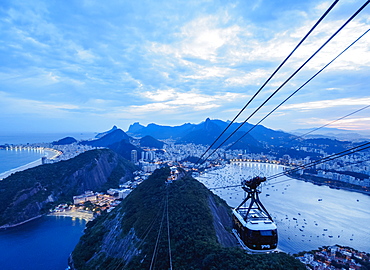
[291,127,370,142]
[127,118,295,148]
[52,118,362,163]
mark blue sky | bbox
[0,0,369,134]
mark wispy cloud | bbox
[134,89,247,114]
[0,0,369,133]
[281,97,370,111]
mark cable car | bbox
[232,176,278,252]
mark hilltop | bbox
[69,167,305,270]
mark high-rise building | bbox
[131,150,137,163]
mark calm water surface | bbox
[197,162,370,254]
[0,133,93,270]
[0,216,86,270]
[0,132,95,145]
[0,149,45,175]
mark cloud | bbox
[151,13,243,62]
[0,0,370,133]
[300,116,370,131]
[0,91,79,117]
[76,49,97,62]
[225,69,271,86]
[131,89,247,114]
[281,97,370,111]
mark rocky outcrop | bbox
[208,195,238,247]
[0,149,136,227]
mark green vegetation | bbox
[0,149,136,226]
[71,167,305,270]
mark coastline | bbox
[0,215,42,229]
[0,148,61,180]
[288,172,370,196]
[0,159,42,180]
[0,210,94,229]
[48,209,94,222]
[214,161,370,197]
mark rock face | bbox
[0,149,136,228]
[208,195,238,247]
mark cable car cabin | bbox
[232,208,278,252]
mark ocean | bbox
[0,216,86,270]
[197,162,370,254]
[0,148,45,176]
[0,133,96,270]
[0,132,96,145]
[0,132,95,177]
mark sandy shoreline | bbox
[48,209,94,221]
[0,159,42,180]
[0,148,61,180]
[0,210,94,229]
[0,215,43,229]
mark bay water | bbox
[0,148,45,176]
[197,162,370,254]
[0,133,92,270]
[0,216,86,270]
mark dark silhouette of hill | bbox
[107,140,143,161]
[227,132,265,152]
[126,122,145,135]
[139,135,164,149]
[177,118,224,145]
[52,137,77,145]
[127,118,295,148]
[95,125,118,138]
[79,129,130,148]
[127,122,193,139]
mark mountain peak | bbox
[95,125,118,139]
[127,122,145,134]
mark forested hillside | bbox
[70,167,305,270]
[0,149,136,227]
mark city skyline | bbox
[0,0,369,134]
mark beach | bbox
[48,209,94,222]
[0,159,42,180]
[0,148,60,180]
